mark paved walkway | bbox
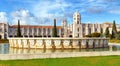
[109,43,120,45]
[0,51,120,60]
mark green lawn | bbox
[0,56,120,66]
[109,39,120,44]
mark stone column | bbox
[22,28,24,37]
[59,28,61,37]
[100,39,104,47]
[109,45,113,51]
[50,28,52,37]
[48,28,51,37]
[98,39,100,48]
[95,39,99,48]
[32,28,34,37]
[27,27,29,37]
[64,27,67,37]
[102,39,104,48]
[93,39,95,49]
[86,39,89,49]
[14,29,16,37]
[80,25,83,37]
[106,39,109,47]
[37,28,39,36]
[41,28,43,37]
[81,39,86,48]
[46,28,48,37]
[92,24,95,33]
[73,23,76,38]
[39,28,41,36]
[85,24,89,35]
[98,24,101,33]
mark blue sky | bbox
[0,0,120,25]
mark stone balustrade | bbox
[8,38,109,49]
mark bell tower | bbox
[73,12,81,24]
[73,12,81,38]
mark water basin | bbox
[0,43,119,54]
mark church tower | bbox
[73,12,82,38]
[62,19,68,37]
[73,12,81,24]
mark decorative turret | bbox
[62,19,67,27]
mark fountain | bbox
[8,37,109,49]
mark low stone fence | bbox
[8,37,109,49]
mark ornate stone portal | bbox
[9,38,109,49]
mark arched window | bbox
[77,21,79,24]
[77,28,79,32]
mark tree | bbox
[115,31,120,40]
[100,28,104,37]
[91,32,100,37]
[105,27,109,38]
[85,32,100,37]
[17,20,22,37]
[52,19,57,37]
[111,20,117,39]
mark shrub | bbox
[85,35,91,37]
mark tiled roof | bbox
[103,22,112,25]
[11,25,62,28]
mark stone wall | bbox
[0,51,120,60]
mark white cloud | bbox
[80,0,117,14]
[11,9,39,25]
[9,0,117,25]
[10,9,57,25]
[0,12,8,23]
[32,0,71,17]
[5,0,120,25]
[29,0,72,25]
[87,6,104,13]
[109,6,120,14]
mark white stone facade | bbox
[0,23,8,39]
[8,25,63,38]
[0,12,120,39]
[70,12,120,37]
